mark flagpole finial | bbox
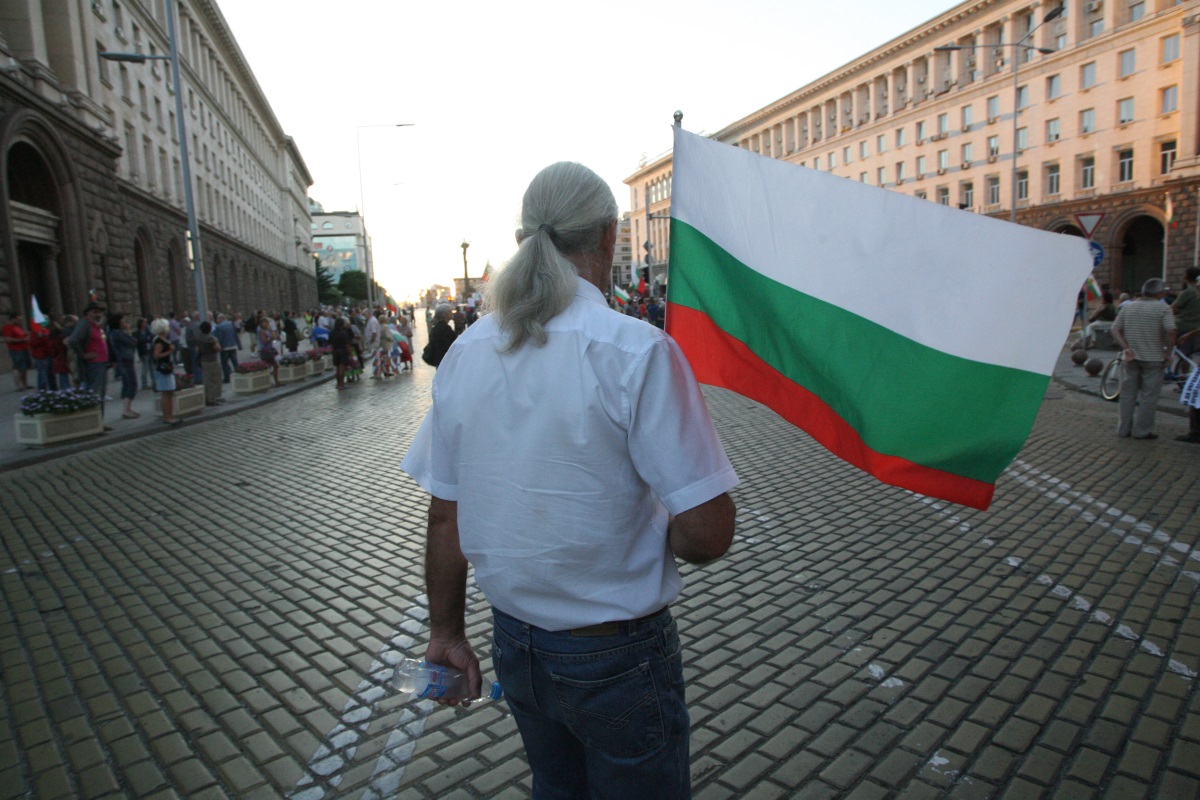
[674,111,683,128]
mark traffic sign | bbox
[1088,240,1105,268]
[1074,212,1106,239]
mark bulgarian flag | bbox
[668,128,1091,510]
[613,285,630,306]
[29,294,48,335]
[1083,274,1102,303]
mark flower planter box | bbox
[157,386,205,417]
[278,363,308,384]
[321,355,333,372]
[14,407,104,447]
[232,370,272,394]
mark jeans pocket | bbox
[551,660,665,758]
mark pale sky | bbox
[219,0,955,301]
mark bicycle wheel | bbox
[1099,357,1122,401]
[1167,348,1195,392]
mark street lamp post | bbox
[461,241,470,302]
[102,0,207,318]
[356,123,414,309]
[934,5,1063,224]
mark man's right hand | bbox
[425,636,481,706]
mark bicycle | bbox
[1099,345,1196,402]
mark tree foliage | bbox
[316,263,340,305]
[337,269,369,302]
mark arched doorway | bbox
[1052,223,1085,238]
[8,141,64,317]
[134,229,154,317]
[1118,216,1163,294]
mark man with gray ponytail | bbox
[403,161,739,798]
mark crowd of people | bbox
[1076,268,1199,444]
[0,301,426,423]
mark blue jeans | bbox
[35,357,54,390]
[115,361,137,400]
[82,362,108,413]
[141,353,155,388]
[491,606,690,800]
[220,349,239,382]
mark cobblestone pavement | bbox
[1,351,1198,799]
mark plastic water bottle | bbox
[391,659,503,701]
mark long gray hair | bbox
[486,162,617,350]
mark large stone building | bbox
[627,0,1200,296]
[0,0,313,339]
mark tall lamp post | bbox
[460,241,470,302]
[102,0,207,318]
[934,4,1063,224]
[356,123,414,309]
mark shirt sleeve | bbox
[624,335,739,515]
[400,402,460,501]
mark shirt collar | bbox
[575,276,609,307]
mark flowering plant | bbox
[175,373,195,389]
[20,388,102,416]
[236,360,269,374]
[306,348,324,360]
[280,353,308,366]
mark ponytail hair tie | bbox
[538,223,556,237]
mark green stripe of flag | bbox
[669,219,1049,484]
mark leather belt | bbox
[569,607,668,637]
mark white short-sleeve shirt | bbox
[401,277,739,631]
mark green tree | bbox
[316,262,340,305]
[337,270,369,302]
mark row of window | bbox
[94,0,288,259]
[743,31,1181,157]
[807,86,1176,175]
[878,142,1174,209]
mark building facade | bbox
[310,206,368,285]
[612,211,633,289]
[627,0,1200,296]
[0,0,313,342]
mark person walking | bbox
[28,318,52,390]
[150,319,181,426]
[193,321,223,405]
[214,314,241,383]
[1172,267,1200,357]
[67,301,111,419]
[108,314,140,419]
[2,311,32,391]
[421,304,457,368]
[330,317,353,390]
[1112,277,1177,439]
[257,315,281,388]
[136,317,155,390]
[401,161,738,798]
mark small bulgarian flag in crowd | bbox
[29,295,48,335]
[1083,274,1102,302]
[612,285,630,306]
[667,127,1091,510]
